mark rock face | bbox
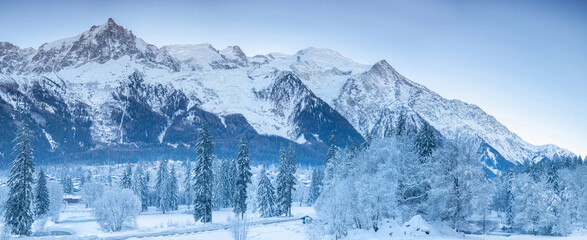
[0,19,574,170]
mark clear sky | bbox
[1,0,585,156]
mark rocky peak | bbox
[23,18,179,73]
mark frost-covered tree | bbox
[307,166,324,205]
[34,169,50,218]
[427,139,485,230]
[414,122,438,158]
[132,165,149,211]
[193,123,214,223]
[81,182,104,208]
[326,132,338,163]
[168,165,179,211]
[62,175,74,194]
[5,123,35,236]
[213,158,237,209]
[93,188,141,232]
[276,144,297,217]
[512,173,556,235]
[234,135,252,218]
[184,159,193,208]
[47,182,63,222]
[256,166,277,218]
[120,163,133,189]
[156,158,170,213]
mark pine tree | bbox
[193,123,214,223]
[307,166,324,205]
[132,165,149,211]
[233,135,252,218]
[168,165,179,211]
[121,163,133,189]
[5,123,35,235]
[156,157,170,213]
[34,169,50,218]
[257,166,277,218]
[276,144,297,217]
[184,159,193,209]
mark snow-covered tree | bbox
[120,163,132,189]
[5,123,35,236]
[132,165,149,211]
[62,175,74,194]
[47,182,63,222]
[214,158,237,209]
[256,166,277,218]
[156,158,170,213]
[307,166,324,205]
[427,139,485,230]
[276,144,297,217]
[168,165,179,211]
[193,123,214,223]
[512,173,556,235]
[234,135,252,218]
[184,159,193,208]
[34,169,50,218]
[414,122,438,158]
[326,131,338,163]
[93,188,141,232]
[80,182,104,208]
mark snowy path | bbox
[103,217,299,240]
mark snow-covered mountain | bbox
[0,19,574,171]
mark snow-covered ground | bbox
[14,203,585,240]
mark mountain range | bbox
[0,19,574,172]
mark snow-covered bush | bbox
[305,222,326,240]
[47,182,64,222]
[93,188,141,232]
[228,217,249,240]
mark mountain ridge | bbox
[0,19,575,171]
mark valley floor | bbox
[6,204,586,240]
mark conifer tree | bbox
[276,144,297,217]
[132,165,149,211]
[184,159,193,208]
[326,132,338,163]
[257,166,277,218]
[121,163,133,189]
[193,123,214,223]
[308,166,324,205]
[169,165,179,211]
[156,158,170,213]
[62,175,74,194]
[5,123,35,235]
[34,169,50,218]
[233,135,252,218]
[414,123,438,158]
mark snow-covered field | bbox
[11,203,585,240]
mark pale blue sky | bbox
[1,0,585,156]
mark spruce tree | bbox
[121,163,133,189]
[257,166,277,218]
[307,166,324,205]
[34,169,50,218]
[184,159,193,209]
[62,175,74,194]
[505,170,515,228]
[156,157,170,213]
[276,144,297,217]
[395,111,406,136]
[193,123,214,223]
[5,123,35,236]
[233,135,252,218]
[169,165,179,211]
[132,165,149,211]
